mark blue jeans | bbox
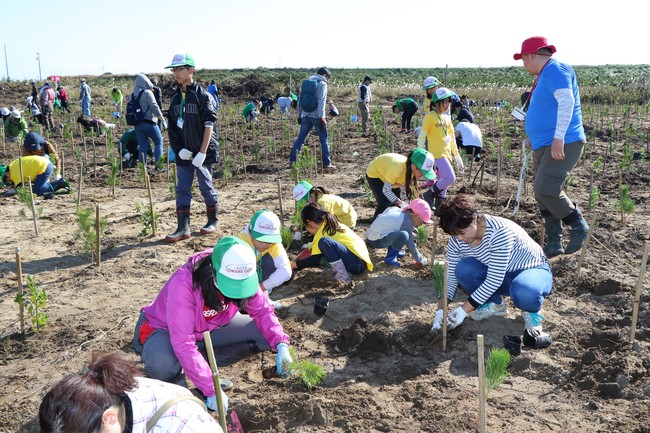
[289,117,331,167]
[32,161,54,196]
[175,164,218,209]
[81,98,91,117]
[318,237,366,274]
[366,231,409,250]
[135,121,163,164]
[456,257,552,312]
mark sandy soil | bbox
[1,93,649,433]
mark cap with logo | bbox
[249,210,282,243]
[24,132,45,152]
[423,76,441,90]
[432,87,455,104]
[292,180,313,202]
[410,148,436,181]
[165,53,196,69]
[211,236,259,299]
[513,36,556,61]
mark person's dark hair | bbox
[520,91,531,106]
[112,87,118,92]
[404,150,417,200]
[438,194,478,235]
[392,104,399,113]
[310,185,329,200]
[192,255,247,310]
[76,116,90,128]
[301,202,341,236]
[536,47,553,56]
[452,100,462,110]
[39,352,140,433]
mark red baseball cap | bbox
[513,36,556,60]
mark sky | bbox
[1,0,648,81]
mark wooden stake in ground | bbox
[27,176,39,236]
[277,179,284,225]
[15,247,24,334]
[77,160,83,207]
[202,331,228,433]
[477,334,487,433]
[442,261,449,351]
[95,204,101,267]
[630,240,650,341]
[576,212,598,277]
[145,173,157,236]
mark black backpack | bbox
[126,90,149,126]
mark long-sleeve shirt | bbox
[80,82,91,101]
[142,249,289,397]
[22,140,61,173]
[365,207,425,263]
[298,74,327,119]
[366,153,409,204]
[445,214,547,308]
[317,194,357,228]
[417,111,460,160]
[4,117,28,138]
[300,222,373,272]
[357,83,372,103]
[238,227,292,293]
[8,155,50,185]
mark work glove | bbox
[415,257,429,267]
[447,306,468,330]
[430,309,445,332]
[454,155,465,173]
[192,152,207,168]
[206,389,229,413]
[276,342,293,377]
[123,152,131,161]
[178,148,193,160]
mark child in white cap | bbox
[238,210,292,309]
[366,198,432,267]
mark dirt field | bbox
[1,88,649,433]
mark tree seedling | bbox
[414,225,428,246]
[16,186,43,220]
[280,225,293,249]
[614,184,634,225]
[134,202,160,237]
[285,347,327,391]
[484,348,511,400]
[75,206,107,260]
[14,275,48,333]
[432,261,445,299]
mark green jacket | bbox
[4,117,28,138]
[242,102,255,117]
[396,98,417,112]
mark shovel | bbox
[202,331,245,433]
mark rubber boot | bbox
[541,211,564,258]
[423,184,442,211]
[329,259,352,284]
[165,207,191,243]
[563,207,589,254]
[433,196,446,217]
[51,178,71,193]
[384,247,401,267]
[200,205,219,234]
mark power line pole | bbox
[3,45,9,80]
[36,52,42,81]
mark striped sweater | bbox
[445,214,546,307]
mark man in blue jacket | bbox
[164,53,220,242]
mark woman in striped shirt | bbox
[430,195,552,336]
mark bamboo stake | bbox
[93,138,97,177]
[277,179,284,226]
[477,334,487,433]
[77,160,83,207]
[15,247,24,335]
[27,176,39,236]
[145,173,157,236]
[576,213,598,277]
[95,204,101,267]
[630,241,650,341]
[442,261,449,351]
[202,331,228,433]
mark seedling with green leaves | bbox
[432,262,445,299]
[285,347,327,390]
[614,184,634,225]
[280,225,293,249]
[16,186,43,220]
[484,348,511,400]
[14,275,48,333]
[75,206,108,259]
[414,225,428,245]
[134,202,160,236]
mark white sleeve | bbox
[262,249,292,294]
[553,88,574,140]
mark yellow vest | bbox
[366,153,407,186]
[311,222,373,271]
[317,194,357,228]
[9,156,49,185]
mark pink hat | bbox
[405,198,432,224]
[513,36,556,60]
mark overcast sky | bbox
[1,0,647,81]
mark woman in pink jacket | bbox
[134,236,292,411]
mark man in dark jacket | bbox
[164,53,220,243]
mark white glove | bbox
[192,152,206,168]
[206,388,229,413]
[178,148,193,160]
[123,152,131,161]
[454,155,465,173]
[398,201,409,210]
[430,309,444,332]
[447,306,468,330]
[418,257,429,267]
[52,173,62,181]
[161,119,168,130]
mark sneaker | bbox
[470,301,508,321]
[324,164,337,171]
[522,311,545,332]
[270,299,284,310]
[219,378,234,391]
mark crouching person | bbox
[2,155,70,197]
[133,236,293,409]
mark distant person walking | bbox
[39,82,56,131]
[164,53,220,242]
[57,86,71,113]
[129,73,166,165]
[207,80,220,110]
[513,36,589,257]
[111,87,123,114]
[289,67,336,170]
[79,78,92,117]
[357,75,373,136]
[392,98,419,133]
